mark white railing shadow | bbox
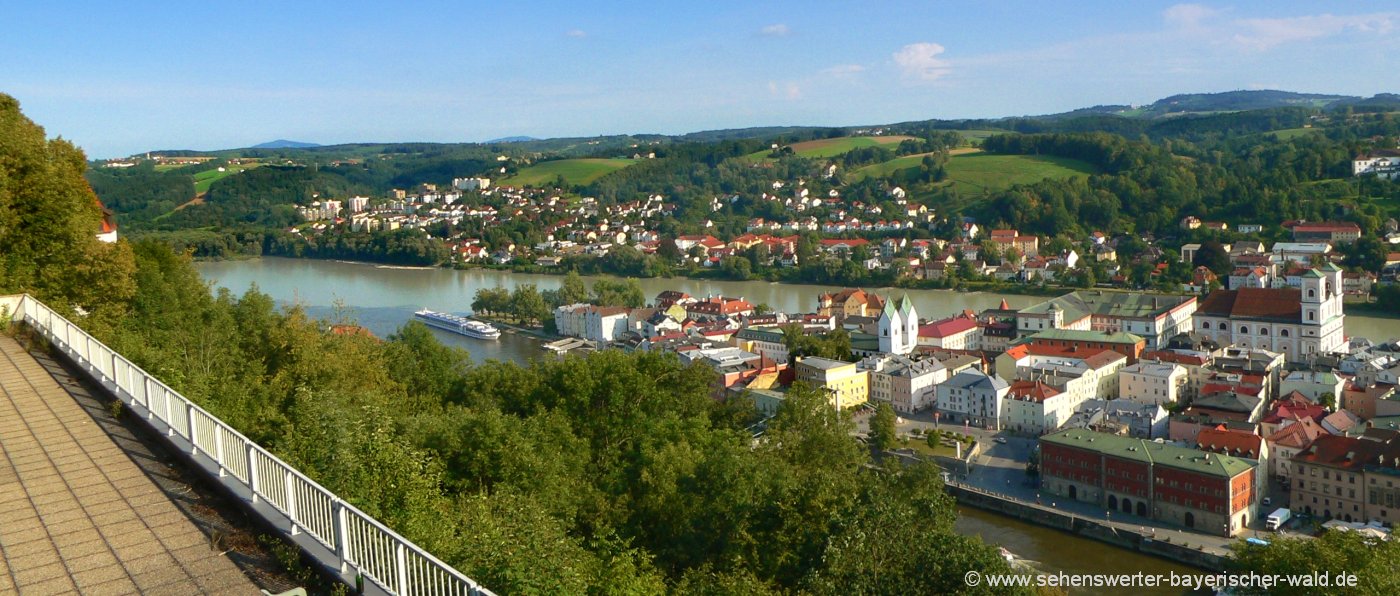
[3,295,494,596]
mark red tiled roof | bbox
[1008,380,1061,403]
[1267,417,1325,449]
[1197,288,1301,322]
[1196,424,1263,458]
[919,316,979,339]
[1294,222,1360,233]
[1142,350,1209,366]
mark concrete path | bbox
[0,336,259,595]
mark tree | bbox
[510,284,549,326]
[471,287,511,316]
[869,403,898,452]
[1229,530,1400,595]
[559,270,589,305]
[1193,240,1232,276]
[0,93,137,321]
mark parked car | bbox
[994,437,1008,444]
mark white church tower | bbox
[878,294,919,355]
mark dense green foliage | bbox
[1229,531,1400,595]
[0,94,136,322]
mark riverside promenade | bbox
[0,335,259,595]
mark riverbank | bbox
[466,314,559,342]
[947,482,1230,572]
[1345,301,1400,320]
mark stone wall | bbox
[947,483,1230,571]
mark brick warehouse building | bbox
[1040,429,1260,536]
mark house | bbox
[858,355,946,413]
[1292,222,1362,244]
[1290,429,1400,524]
[1194,265,1347,362]
[1003,380,1069,436]
[1025,328,1146,365]
[583,306,631,343]
[1279,370,1347,404]
[1352,149,1400,179]
[935,369,1010,430]
[816,288,886,323]
[1265,416,1325,483]
[917,315,980,351]
[733,327,790,364]
[1119,361,1187,405]
[1062,398,1170,439]
[1016,292,1196,350]
[795,357,869,410]
[1040,429,1259,536]
[685,296,755,319]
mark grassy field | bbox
[853,150,1093,196]
[193,163,262,193]
[500,158,636,187]
[742,135,916,161]
[954,129,1011,144]
[1269,127,1323,140]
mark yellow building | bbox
[795,357,869,410]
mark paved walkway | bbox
[0,336,259,595]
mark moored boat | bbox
[413,309,501,339]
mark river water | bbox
[198,257,1399,593]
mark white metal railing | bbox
[3,295,494,596]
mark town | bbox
[519,259,1400,548]
[274,148,1400,297]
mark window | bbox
[1240,326,1249,334]
[1281,329,1290,338]
[1308,312,1315,321]
[1218,322,1227,330]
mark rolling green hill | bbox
[193,162,262,193]
[855,150,1095,196]
[500,158,636,187]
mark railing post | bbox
[247,443,260,504]
[164,388,174,437]
[186,403,197,454]
[214,425,226,478]
[286,471,300,535]
[110,352,119,390]
[395,542,410,596]
[144,377,155,421]
[333,499,350,573]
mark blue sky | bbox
[3,1,1397,158]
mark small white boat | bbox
[413,309,501,340]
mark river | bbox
[205,257,1342,592]
[197,257,1400,365]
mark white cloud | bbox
[821,64,866,77]
[760,24,790,37]
[1163,4,1219,30]
[893,42,952,81]
[767,81,802,100]
[1232,13,1395,50]
[566,29,587,38]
